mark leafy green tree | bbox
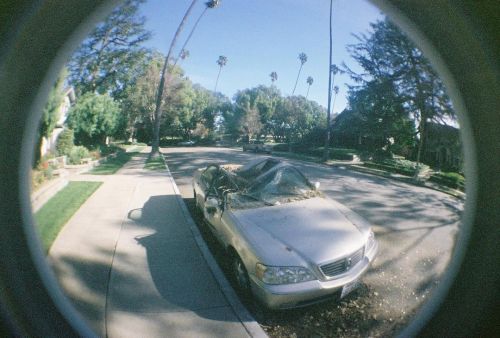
[341,78,414,152]
[274,96,320,145]
[239,107,263,140]
[230,86,281,140]
[292,52,308,95]
[67,92,121,148]
[122,54,164,142]
[68,0,151,98]
[56,129,74,157]
[345,18,456,163]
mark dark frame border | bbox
[0,1,498,336]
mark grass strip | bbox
[88,151,138,175]
[35,181,102,253]
[144,156,166,170]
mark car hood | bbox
[231,197,367,266]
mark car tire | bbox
[193,189,202,213]
[231,253,251,297]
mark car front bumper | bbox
[249,241,378,309]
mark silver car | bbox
[192,158,378,309]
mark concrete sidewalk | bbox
[48,149,266,337]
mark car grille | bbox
[320,247,365,277]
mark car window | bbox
[213,173,238,197]
[236,158,281,179]
[245,166,318,204]
[201,165,219,187]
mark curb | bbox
[161,154,267,338]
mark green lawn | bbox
[35,181,102,253]
[88,151,138,175]
[144,156,166,170]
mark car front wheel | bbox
[231,254,251,296]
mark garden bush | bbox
[373,148,393,162]
[69,146,90,164]
[430,172,465,190]
[56,129,74,156]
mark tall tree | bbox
[214,55,228,92]
[151,0,220,156]
[68,0,151,98]
[323,0,334,161]
[305,76,314,98]
[345,18,455,164]
[292,52,308,95]
[270,71,278,84]
[67,92,121,148]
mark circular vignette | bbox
[0,0,498,337]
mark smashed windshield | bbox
[229,166,320,208]
[235,157,281,179]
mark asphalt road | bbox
[163,146,464,336]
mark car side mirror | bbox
[205,197,219,214]
[314,181,320,190]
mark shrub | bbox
[69,146,90,164]
[271,143,289,152]
[430,172,465,190]
[373,149,393,162]
[359,151,372,161]
[56,129,74,156]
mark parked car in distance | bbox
[242,140,272,153]
[192,159,378,309]
[178,140,196,146]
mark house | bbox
[40,86,75,157]
[423,122,463,172]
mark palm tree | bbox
[214,55,227,92]
[306,76,314,98]
[173,0,220,67]
[270,71,278,84]
[323,0,334,161]
[292,52,308,95]
[332,85,339,112]
[151,0,220,156]
[179,49,190,60]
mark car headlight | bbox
[255,263,316,285]
[367,229,376,250]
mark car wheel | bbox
[231,254,251,296]
[193,189,201,212]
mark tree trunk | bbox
[323,0,334,161]
[214,66,222,92]
[151,0,198,157]
[416,117,426,165]
[292,64,303,95]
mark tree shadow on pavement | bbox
[128,195,241,325]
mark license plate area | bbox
[340,279,360,299]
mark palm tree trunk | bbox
[323,0,334,161]
[214,66,222,92]
[151,0,199,157]
[292,64,303,95]
[306,85,311,99]
[173,7,208,69]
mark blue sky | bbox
[139,0,385,113]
